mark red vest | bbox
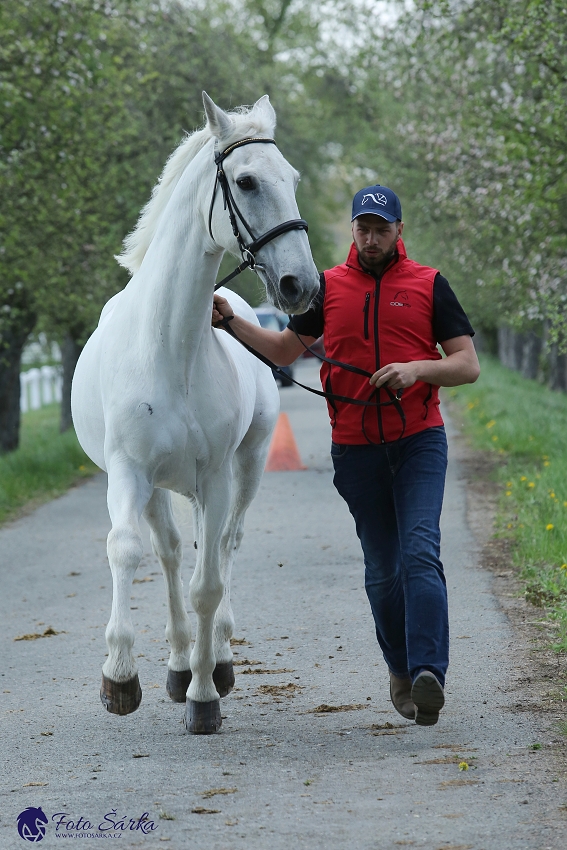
[321,240,444,444]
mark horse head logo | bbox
[362,193,387,206]
[17,807,48,842]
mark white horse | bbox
[71,93,319,733]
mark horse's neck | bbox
[128,159,221,366]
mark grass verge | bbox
[0,404,99,526]
[448,354,567,652]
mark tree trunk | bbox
[0,318,36,454]
[0,339,24,453]
[59,333,83,433]
[548,344,567,392]
[520,330,542,380]
[498,326,518,369]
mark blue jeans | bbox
[331,426,449,687]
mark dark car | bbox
[254,305,294,387]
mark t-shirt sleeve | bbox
[286,272,326,339]
[433,274,475,342]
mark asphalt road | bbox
[1,359,565,849]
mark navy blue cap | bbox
[351,185,402,223]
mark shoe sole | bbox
[411,672,445,726]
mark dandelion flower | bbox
[506,481,512,487]
[505,491,512,496]
[550,492,556,498]
[492,435,498,442]
[528,482,535,488]
[544,461,550,467]
[520,476,527,482]
[546,524,554,531]
[486,420,496,429]
[458,762,469,771]
[561,564,567,571]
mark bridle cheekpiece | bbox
[208,137,308,291]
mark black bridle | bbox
[209,136,406,442]
[208,137,309,291]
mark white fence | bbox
[20,366,63,413]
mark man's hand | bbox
[369,338,480,390]
[212,294,234,327]
[370,362,419,390]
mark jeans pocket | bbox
[330,442,349,458]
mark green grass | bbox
[0,404,99,525]
[448,354,567,651]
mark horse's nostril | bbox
[279,275,300,305]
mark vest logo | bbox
[362,192,387,206]
[390,290,411,308]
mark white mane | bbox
[116,105,276,275]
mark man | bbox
[212,185,480,726]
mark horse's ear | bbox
[252,94,276,132]
[202,91,233,140]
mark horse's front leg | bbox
[210,518,242,698]
[143,488,193,703]
[100,463,152,715]
[185,471,231,734]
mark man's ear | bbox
[202,91,233,141]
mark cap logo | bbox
[362,192,387,206]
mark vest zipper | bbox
[373,276,385,444]
[363,292,370,340]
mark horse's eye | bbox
[236,176,255,191]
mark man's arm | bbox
[369,335,480,390]
[212,294,316,367]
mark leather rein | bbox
[208,136,405,440]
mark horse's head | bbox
[203,92,319,315]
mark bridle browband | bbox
[208,137,309,290]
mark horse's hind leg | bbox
[143,489,192,703]
[212,430,272,697]
[101,465,152,715]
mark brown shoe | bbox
[389,671,415,720]
[411,671,445,726]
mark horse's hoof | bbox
[100,673,142,715]
[166,668,192,703]
[185,699,222,734]
[213,661,235,698]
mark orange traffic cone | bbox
[265,413,306,471]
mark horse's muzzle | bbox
[276,274,319,314]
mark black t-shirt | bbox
[288,271,475,343]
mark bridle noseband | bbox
[208,137,309,291]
